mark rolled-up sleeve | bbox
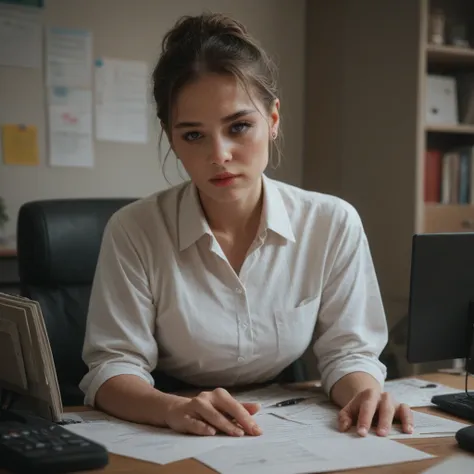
[79,213,157,407]
[313,203,388,396]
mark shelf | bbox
[426,44,474,67]
[425,124,474,134]
[423,204,474,233]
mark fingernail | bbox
[407,424,414,433]
[252,425,262,436]
[378,428,387,436]
[207,427,216,435]
[233,428,244,437]
[358,427,368,436]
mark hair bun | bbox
[162,12,248,53]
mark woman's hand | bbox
[338,389,413,437]
[163,387,263,437]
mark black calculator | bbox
[0,409,108,473]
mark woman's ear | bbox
[270,99,280,138]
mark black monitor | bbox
[407,232,474,422]
[407,232,474,369]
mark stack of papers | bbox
[0,292,62,421]
[64,409,434,472]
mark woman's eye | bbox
[183,131,202,142]
[230,122,252,134]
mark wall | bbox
[0,0,306,239]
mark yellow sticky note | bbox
[2,124,39,166]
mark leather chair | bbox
[17,198,136,406]
[16,197,307,406]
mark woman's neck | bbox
[199,178,263,239]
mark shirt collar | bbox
[178,175,295,251]
[261,175,296,242]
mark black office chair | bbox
[16,198,136,406]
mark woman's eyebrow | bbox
[174,109,256,129]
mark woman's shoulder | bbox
[270,178,362,226]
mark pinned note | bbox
[1,124,39,165]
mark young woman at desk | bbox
[80,13,413,439]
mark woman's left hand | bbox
[338,389,413,437]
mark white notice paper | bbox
[0,3,42,68]
[196,434,433,474]
[95,57,148,143]
[384,378,459,407]
[47,86,93,167]
[46,27,92,87]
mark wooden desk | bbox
[2,374,473,473]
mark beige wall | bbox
[0,0,306,239]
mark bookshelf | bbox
[304,0,474,376]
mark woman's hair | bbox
[152,12,282,172]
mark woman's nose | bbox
[208,137,232,165]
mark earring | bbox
[272,131,277,140]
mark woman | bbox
[80,12,413,439]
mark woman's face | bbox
[169,73,279,205]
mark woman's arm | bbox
[330,371,381,408]
[95,375,187,426]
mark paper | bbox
[95,57,148,143]
[196,432,433,474]
[0,3,42,68]
[266,393,469,439]
[1,124,39,165]
[421,453,474,473]
[64,412,240,465]
[47,86,93,167]
[46,27,92,87]
[233,384,324,409]
[384,378,459,407]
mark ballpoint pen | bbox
[268,397,312,408]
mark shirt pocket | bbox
[274,296,321,361]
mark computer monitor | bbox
[407,232,474,373]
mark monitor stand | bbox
[430,301,474,422]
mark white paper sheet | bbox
[384,378,459,407]
[47,86,93,167]
[233,384,324,409]
[0,3,42,68]
[196,433,433,474]
[46,27,92,87]
[94,57,148,143]
[421,453,474,473]
[267,395,469,438]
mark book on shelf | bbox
[424,146,474,205]
[0,292,62,422]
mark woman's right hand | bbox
[163,387,262,437]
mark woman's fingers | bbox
[356,395,379,436]
[212,389,262,436]
[180,415,217,436]
[337,406,354,432]
[192,397,245,436]
[241,402,261,416]
[397,403,414,434]
[375,393,396,436]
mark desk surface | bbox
[3,373,473,473]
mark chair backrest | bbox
[17,198,135,405]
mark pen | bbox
[270,397,311,408]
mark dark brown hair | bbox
[152,12,282,171]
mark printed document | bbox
[196,431,433,474]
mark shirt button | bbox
[238,356,245,363]
[241,323,248,329]
[235,288,243,294]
